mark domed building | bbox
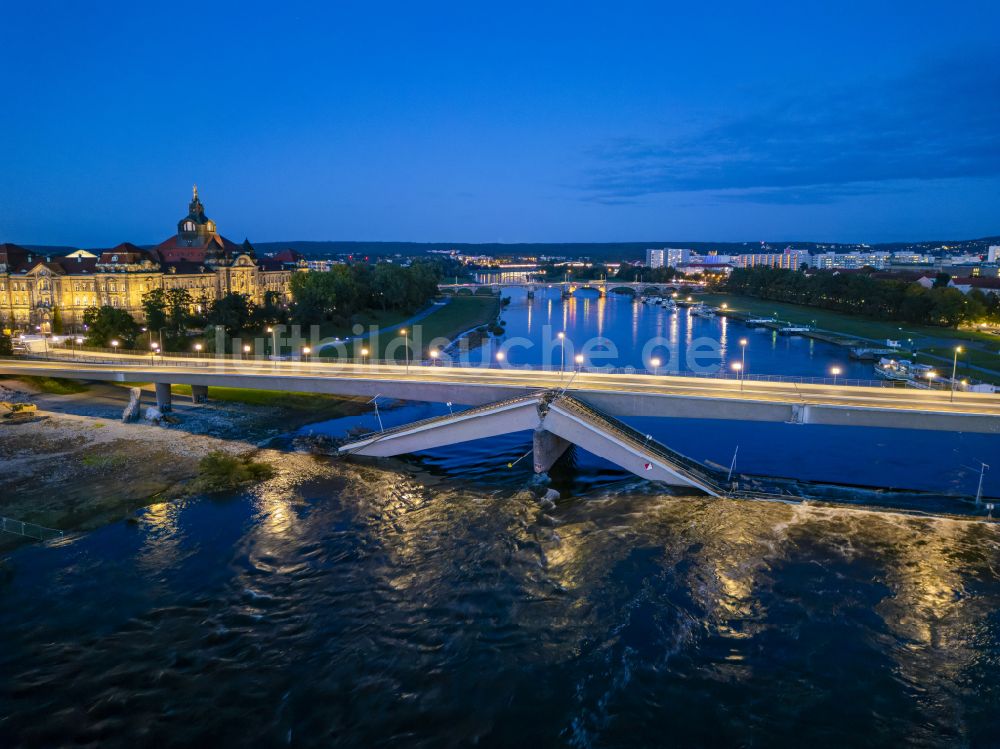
[0,188,306,333]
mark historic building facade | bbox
[0,188,305,333]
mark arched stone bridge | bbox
[439,280,706,298]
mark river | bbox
[2,287,999,747]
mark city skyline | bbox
[3,1,1000,246]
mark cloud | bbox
[582,53,1000,204]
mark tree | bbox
[207,293,256,336]
[0,333,12,356]
[83,306,140,348]
[933,272,952,289]
[255,290,289,327]
[51,306,64,334]
[165,288,193,336]
[141,288,169,334]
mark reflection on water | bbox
[1,465,998,747]
[487,287,861,379]
[2,287,999,747]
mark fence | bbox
[1,516,65,541]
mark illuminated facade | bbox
[0,188,305,332]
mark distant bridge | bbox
[439,279,706,298]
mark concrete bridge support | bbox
[191,385,209,404]
[532,428,571,473]
[154,382,172,413]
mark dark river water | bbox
[2,289,1000,747]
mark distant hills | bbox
[251,237,1000,261]
[19,236,1000,262]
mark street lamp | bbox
[430,349,440,365]
[557,331,567,376]
[302,345,311,362]
[830,366,842,385]
[150,340,159,364]
[739,338,748,376]
[950,346,963,401]
[400,328,409,372]
[110,339,119,353]
[496,351,505,366]
[575,353,584,371]
[73,336,83,359]
[360,347,369,365]
[243,343,251,360]
[194,343,203,354]
[731,361,744,390]
[925,370,937,388]
[266,326,278,357]
[650,356,661,376]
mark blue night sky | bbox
[2,0,999,247]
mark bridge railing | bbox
[341,391,547,447]
[551,395,729,493]
[2,351,940,390]
[1,516,65,541]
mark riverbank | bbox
[0,378,368,549]
[700,291,1000,383]
[372,294,500,357]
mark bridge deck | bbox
[1,354,998,433]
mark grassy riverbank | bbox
[10,376,89,394]
[702,293,974,342]
[700,292,1000,381]
[368,295,501,357]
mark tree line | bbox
[287,260,441,326]
[81,289,288,349]
[723,267,1000,327]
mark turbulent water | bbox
[2,464,1000,747]
[2,288,1000,746]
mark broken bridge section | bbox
[338,390,724,496]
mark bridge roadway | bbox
[1,354,999,433]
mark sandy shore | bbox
[0,379,347,547]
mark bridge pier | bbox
[533,428,571,473]
[154,382,172,413]
[191,384,209,404]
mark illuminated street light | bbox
[302,346,312,362]
[111,339,119,352]
[266,326,278,357]
[575,353,584,371]
[650,356,661,376]
[496,351,505,364]
[400,328,410,372]
[243,343,251,360]
[430,349,440,365]
[194,343,203,353]
[360,347,369,365]
[951,346,963,402]
[925,370,937,389]
[731,361,744,391]
[557,331,567,376]
[831,366,842,385]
